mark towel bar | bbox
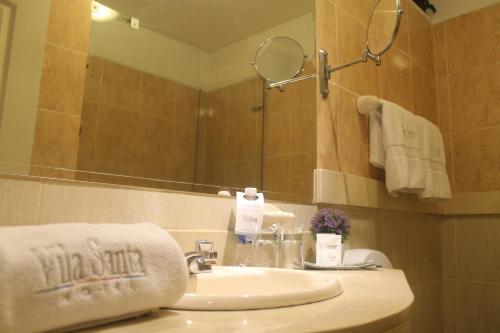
[357,95,382,115]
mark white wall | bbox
[0,0,50,174]
[431,0,499,23]
[199,13,315,90]
[89,19,202,88]
[89,13,315,91]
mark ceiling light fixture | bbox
[91,1,119,22]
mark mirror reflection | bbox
[253,37,305,83]
[0,0,316,203]
[367,0,401,56]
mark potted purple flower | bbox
[310,208,351,266]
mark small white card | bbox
[316,234,342,267]
[235,191,264,235]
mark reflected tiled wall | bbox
[77,56,198,188]
[433,3,500,193]
[262,62,317,203]
[316,0,440,182]
[30,0,92,179]
[196,79,263,190]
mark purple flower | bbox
[310,208,350,243]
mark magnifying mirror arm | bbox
[266,73,317,91]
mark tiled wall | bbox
[442,215,500,333]
[262,62,317,203]
[316,0,440,182]
[30,0,92,179]
[77,56,199,187]
[433,3,500,193]
[196,79,263,190]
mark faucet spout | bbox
[185,240,218,274]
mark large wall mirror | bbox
[0,0,316,203]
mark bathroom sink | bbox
[169,266,343,310]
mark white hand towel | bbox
[357,96,385,169]
[369,110,385,168]
[415,116,452,200]
[381,100,425,196]
[0,223,188,333]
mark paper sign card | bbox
[235,191,264,235]
[316,233,342,267]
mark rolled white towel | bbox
[0,223,188,333]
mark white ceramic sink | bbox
[170,266,343,310]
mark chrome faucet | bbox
[185,240,218,274]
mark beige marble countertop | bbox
[80,269,413,333]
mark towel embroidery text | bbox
[32,238,146,293]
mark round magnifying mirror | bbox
[366,0,402,57]
[253,36,305,82]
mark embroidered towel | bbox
[0,223,188,333]
[415,116,452,200]
[381,100,425,196]
[357,95,385,168]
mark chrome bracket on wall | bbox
[266,73,317,92]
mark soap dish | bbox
[303,260,379,270]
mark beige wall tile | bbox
[449,63,500,131]
[453,127,500,192]
[436,76,451,134]
[410,61,438,125]
[290,105,316,154]
[336,0,377,25]
[392,0,410,54]
[38,44,87,115]
[315,0,337,67]
[441,219,456,279]
[416,215,443,283]
[173,83,199,124]
[228,119,260,162]
[46,0,92,52]
[263,155,291,195]
[142,73,175,118]
[290,152,315,203]
[382,211,419,286]
[444,3,500,74]
[432,23,447,77]
[337,8,379,96]
[79,100,99,148]
[408,3,434,73]
[316,82,339,170]
[342,207,383,250]
[413,281,444,333]
[100,60,142,110]
[0,178,41,226]
[31,110,81,170]
[455,216,500,283]
[378,48,413,111]
[205,124,229,165]
[456,280,500,333]
[264,109,290,157]
[83,56,103,102]
[443,279,457,333]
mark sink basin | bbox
[170,266,343,310]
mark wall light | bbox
[91,1,119,22]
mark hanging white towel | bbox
[0,223,189,333]
[415,116,452,200]
[380,100,425,196]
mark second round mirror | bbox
[252,36,305,83]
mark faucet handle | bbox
[196,240,214,252]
